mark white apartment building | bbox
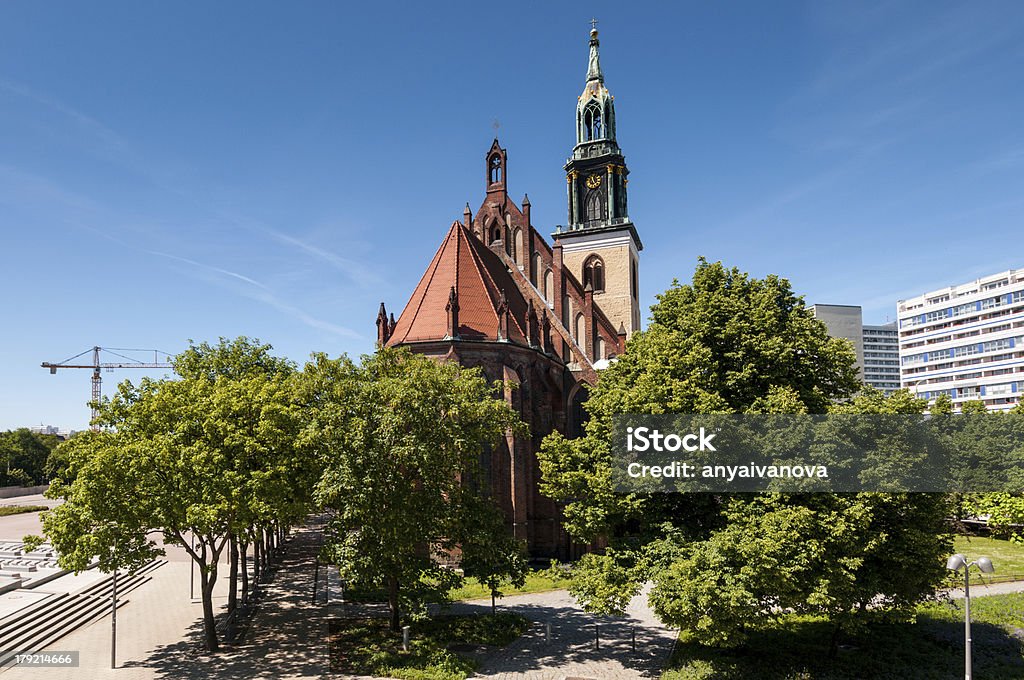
[898,269,1024,411]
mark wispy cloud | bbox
[778,4,1024,159]
[0,77,136,165]
[147,249,363,339]
[0,164,100,213]
[804,4,1020,97]
[712,141,889,232]
[260,226,384,290]
[147,250,271,290]
[245,290,362,339]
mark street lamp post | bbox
[946,553,995,680]
[111,562,117,669]
[99,522,120,670]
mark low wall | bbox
[0,485,49,499]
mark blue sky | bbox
[2,1,1023,431]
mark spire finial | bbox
[587,21,603,83]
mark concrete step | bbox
[0,560,164,665]
[0,594,125,667]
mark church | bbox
[375,27,642,559]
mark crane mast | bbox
[41,346,173,429]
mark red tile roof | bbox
[387,222,529,346]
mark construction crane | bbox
[41,346,173,429]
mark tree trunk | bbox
[253,535,262,588]
[239,539,249,604]
[387,575,401,632]
[829,622,842,660]
[260,528,268,576]
[199,566,220,653]
[228,535,238,613]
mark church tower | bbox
[554,25,643,335]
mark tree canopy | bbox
[537,259,952,649]
[43,337,312,652]
[0,428,60,486]
[303,347,527,631]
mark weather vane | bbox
[492,119,500,132]
[591,17,598,31]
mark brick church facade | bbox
[375,27,642,559]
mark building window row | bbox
[901,298,1024,330]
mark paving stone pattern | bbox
[0,513,679,679]
[443,585,677,680]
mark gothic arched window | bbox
[584,188,606,225]
[583,255,605,292]
[583,102,603,141]
[490,222,502,244]
[489,154,503,184]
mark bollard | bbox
[631,626,636,653]
[546,622,552,644]
[402,625,410,652]
[595,624,599,650]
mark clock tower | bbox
[555,25,643,336]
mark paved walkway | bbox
[12,502,1024,680]
[129,518,331,680]
[943,578,1024,599]
[0,519,329,680]
[2,560,214,680]
[442,586,676,680]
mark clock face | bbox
[585,174,603,189]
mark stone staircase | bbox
[0,559,165,667]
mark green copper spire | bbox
[576,24,616,146]
[586,24,604,83]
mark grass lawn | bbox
[0,505,47,517]
[662,593,1024,680]
[953,535,1024,583]
[448,570,568,601]
[328,613,528,680]
[342,568,568,604]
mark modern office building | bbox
[810,304,864,366]
[862,322,900,394]
[811,304,900,394]
[897,269,1024,411]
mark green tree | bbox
[538,260,951,649]
[0,428,58,486]
[305,347,525,631]
[43,337,310,653]
[963,402,1024,541]
[457,494,529,614]
[540,260,860,543]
